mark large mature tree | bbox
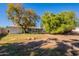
[41,11,76,34]
[7,3,39,33]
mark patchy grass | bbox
[0,34,79,56]
[0,33,79,45]
[0,34,49,45]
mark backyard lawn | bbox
[0,34,79,56]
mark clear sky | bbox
[0,3,79,27]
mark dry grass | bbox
[0,33,79,46]
[0,34,79,55]
[0,34,49,45]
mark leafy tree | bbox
[75,18,79,27]
[7,3,39,33]
[41,11,76,34]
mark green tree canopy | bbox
[41,11,76,34]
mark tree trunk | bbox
[18,23,26,33]
[21,27,26,33]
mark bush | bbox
[41,11,76,34]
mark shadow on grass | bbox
[0,34,7,39]
[0,39,79,56]
[0,40,46,56]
